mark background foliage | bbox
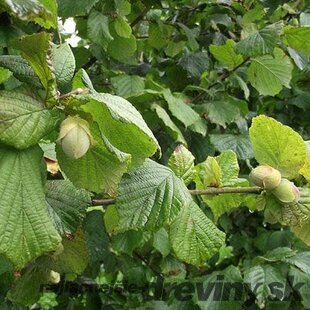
[0,0,309,308]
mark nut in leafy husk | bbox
[57,115,93,159]
[49,270,60,284]
[272,178,300,204]
[250,165,281,190]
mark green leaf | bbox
[288,267,310,309]
[7,265,51,306]
[82,92,160,165]
[203,100,241,128]
[57,0,99,17]
[209,134,254,160]
[111,75,145,97]
[0,67,12,84]
[112,230,146,255]
[284,27,310,55]
[0,146,61,268]
[178,52,209,78]
[216,150,240,186]
[285,252,310,274]
[235,27,279,57]
[247,48,293,96]
[178,23,199,51]
[46,180,91,236]
[2,0,57,29]
[0,55,41,87]
[265,191,310,227]
[244,265,287,307]
[163,89,200,128]
[153,228,171,257]
[56,123,130,195]
[204,194,245,221]
[115,159,192,232]
[87,10,113,50]
[168,145,195,185]
[210,39,243,69]
[0,91,60,149]
[170,201,225,266]
[113,15,132,38]
[13,32,57,102]
[194,157,221,188]
[292,219,310,246]
[107,33,137,61]
[148,23,174,50]
[249,115,307,178]
[84,210,110,263]
[194,266,245,310]
[47,230,89,274]
[52,43,76,87]
[152,104,187,145]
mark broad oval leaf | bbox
[46,180,91,236]
[0,91,60,149]
[249,115,306,178]
[52,43,76,87]
[170,201,225,266]
[168,145,195,185]
[115,159,192,232]
[247,48,293,96]
[284,27,310,56]
[0,146,61,268]
[82,92,160,165]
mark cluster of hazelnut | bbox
[250,165,300,204]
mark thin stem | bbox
[91,186,263,206]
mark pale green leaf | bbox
[13,32,57,102]
[247,48,293,96]
[152,104,187,145]
[168,145,195,186]
[204,194,247,221]
[249,115,307,178]
[0,67,12,84]
[115,159,192,231]
[170,201,225,266]
[52,43,76,87]
[194,156,221,188]
[210,39,243,69]
[113,15,132,38]
[163,89,200,128]
[82,92,160,164]
[0,146,61,268]
[153,228,171,257]
[216,150,240,186]
[300,156,310,183]
[284,27,310,55]
[0,91,60,149]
